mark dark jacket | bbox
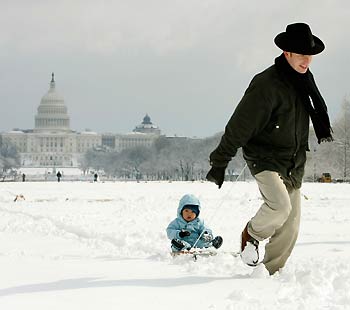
[209,64,310,189]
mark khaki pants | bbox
[248,170,301,274]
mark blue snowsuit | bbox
[166,194,213,251]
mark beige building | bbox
[2,73,101,167]
[115,132,159,152]
[113,114,161,151]
[1,74,161,167]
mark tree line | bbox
[79,134,247,181]
[81,98,350,182]
[305,97,350,182]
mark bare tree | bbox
[330,97,350,180]
[0,142,20,180]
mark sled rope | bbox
[191,163,248,249]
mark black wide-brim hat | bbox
[274,23,325,55]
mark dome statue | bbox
[34,73,70,132]
[133,114,161,135]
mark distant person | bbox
[166,194,223,252]
[206,23,332,274]
[22,173,26,182]
[94,173,98,182]
[56,171,62,182]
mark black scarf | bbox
[275,54,333,144]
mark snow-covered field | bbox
[1,181,350,310]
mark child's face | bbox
[182,208,197,222]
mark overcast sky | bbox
[1,0,349,138]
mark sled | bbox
[171,248,240,261]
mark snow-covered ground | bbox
[0,181,350,309]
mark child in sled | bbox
[166,194,223,252]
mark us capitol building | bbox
[0,73,161,168]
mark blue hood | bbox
[177,194,201,218]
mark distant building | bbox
[114,132,159,152]
[101,116,161,152]
[101,133,116,149]
[1,74,101,167]
[0,74,163,167]
[133,114,161,135]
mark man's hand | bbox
[206,166,226,189]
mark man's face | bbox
[284,52,313,74]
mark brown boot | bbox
[241,223,250,252]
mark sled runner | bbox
[171,248,240,261]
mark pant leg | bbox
[263,188,301,274]
[249,171,293,240]
[248,171,301,274]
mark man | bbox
[206,23,332,275]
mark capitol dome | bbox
[34,73,70,131]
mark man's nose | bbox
[303,55,313,63]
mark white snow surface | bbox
[1,181,350,310]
